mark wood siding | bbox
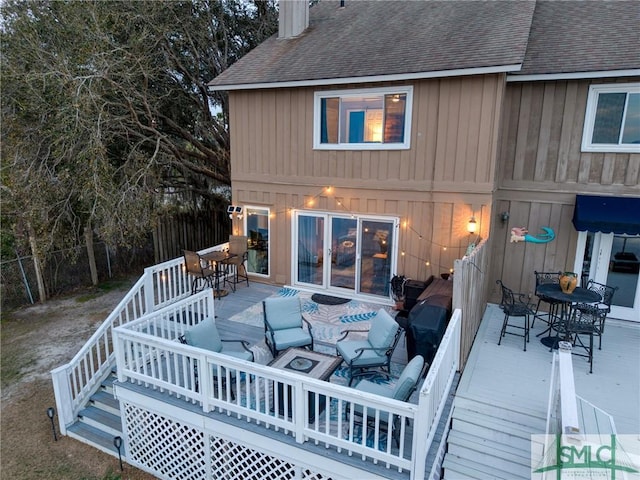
[491,78,640,301]
[228,75,506,284]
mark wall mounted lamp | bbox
[227,205,243,220]
[500,211,510,224]
[467,216,477,234]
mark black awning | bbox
[572,195,640,235]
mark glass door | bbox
[295,213,325,286]
[577,232,640,322]
[293,211,397,299]
[329,217,358,291]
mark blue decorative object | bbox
[511,226,556,244]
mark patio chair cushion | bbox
[391,355,424,401]
[368,309,399,351]
[354,355,424,402]
[264,297,303,330]
[269,328,313,352]
[336,340,388,367]
[185,318,223,353]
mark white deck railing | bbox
[50,244,228,434]
[546,342,616,438]
[113,293,462,479]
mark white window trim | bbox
[313,86,413,150]
[581,82,640,153]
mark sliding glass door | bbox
[294,211,396,299]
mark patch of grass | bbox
[76,279,131,303]
[96,279,130,292]
[79,468,122,480]
[0,347,35,388]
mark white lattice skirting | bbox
[122,401,340,480]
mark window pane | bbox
[340,95,383,143]
[246,208,269,275]
[592,92,626,144]
[320,97,339,144]
[621,93,640,145]
[384,94,406,143]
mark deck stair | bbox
[442,396,546,479]
[66,371,124,459]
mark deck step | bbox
[90,390,120,416]
[101,374,116,394]
[444,401,546,480]
[443,453,529,480]
[453,396,546,428]
[77,405,122,437]
[446,432,531,478]
[447,429,531,463]
[66,421,125,458]
[452,407,538,442]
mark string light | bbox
[252,185,465,272]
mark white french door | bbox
[292,211,398,299]
[575,231,640,322]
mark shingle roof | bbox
[209,0,536,88]
[208,0,640,89]
[517,0,640,76]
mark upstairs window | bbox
[314,86,412,150]
[582,83,640,153]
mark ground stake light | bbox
[46,407,57,441]
[113,436,123,471]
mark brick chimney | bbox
[278,0,309,39]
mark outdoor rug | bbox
[225,288,414,451]
[227,287,399,368]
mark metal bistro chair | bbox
[532,271,562,333]
[496,280,535,351]
[561,308,599,373]
[574,280,618,350]
[223,235,250,292]
[183,250,217,295]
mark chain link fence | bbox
[1,241,154,311]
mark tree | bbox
[1,0,277,299]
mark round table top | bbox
[537,283,602,304]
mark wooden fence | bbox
[153,209,230,263]
[453,238,491,369]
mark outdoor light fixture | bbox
[467,216,477,234]
[113,436,123,471]
[46,407,57,441]
[227,205,243,219]
[500,211,510,224]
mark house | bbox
[51,2,640,480]
[208,0,640,322]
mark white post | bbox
[558,342,580,434]
[143,266,155,313]
[294,380,306,444]
[50,366,74,436]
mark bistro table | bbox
[200,251,237,297]
[536,283,602,349]
[269,347,342,423]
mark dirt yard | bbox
[1,279,157,480]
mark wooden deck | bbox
[443,303,640,478]
[457,302,640,434]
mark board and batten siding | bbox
[228,75,506,284]
[491,78,640,301]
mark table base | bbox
[540,336,560,349]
